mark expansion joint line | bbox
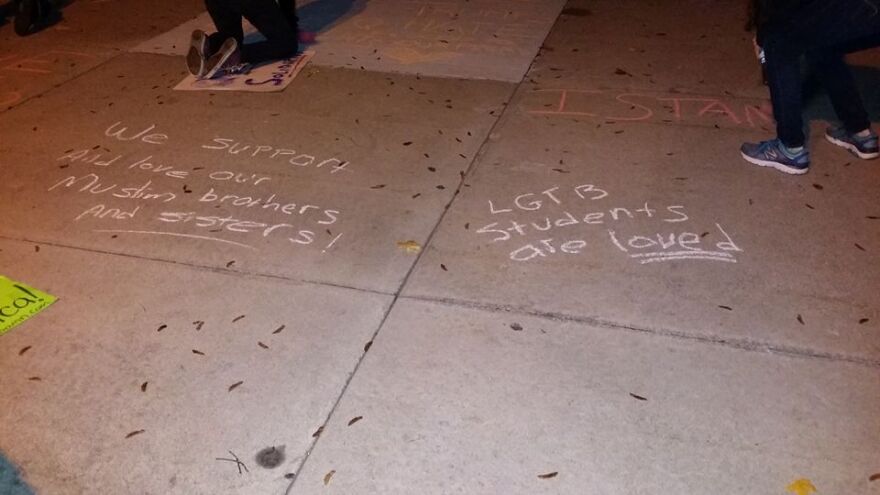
[283,49,538,495]
[401,294,880,370]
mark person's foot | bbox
[824,127,879,159]
[740,138,811,175]
[186,29,209,77]
[202,38,240,79]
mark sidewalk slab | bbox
[529,0,767,98]
[289,299,880,494]
[133,0,567,82]
[530,0,880,112]
[0,0,203,113]
[0,53,509,293]
[0,238,390,495]
[404,105,880,362]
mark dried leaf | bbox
[855,243,866,251]
[364,341,373,352]
[125,429,145,439]
[718,305,733,311]
[312,426,324,438]
[869,473,880,482]
[859,318,870,324]
[538,471,558,479]
[440,264,448,271]
[157,324,167,332]
[370,184,386,189]
[323,470,336,485]
[258,342,269,349]
[141,381,148,392]
[397,240,422,254]
[630,393,648,401]
[233,315,245,323]
[812,183,823,190]
[228,381,244,392]
[510,323,523,331]
[193,320,205,331]
[192,349,205,356]
[348,416,363,426]
[18,346,32,356]
[796,314,805,325]
[273,325,285,334]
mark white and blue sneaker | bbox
[740,138,811,175]
[825,127,879,159]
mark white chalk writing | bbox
[475,183,743,265]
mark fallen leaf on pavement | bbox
[397,240,421,254]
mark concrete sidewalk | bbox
[0,0,878,493]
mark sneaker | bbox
[186,29,209,77]
[824,127,879,159]
[740,139,811,175]
[202,38,240,79]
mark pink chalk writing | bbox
[524,89,773,128]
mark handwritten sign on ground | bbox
[48,120,349,255]
[174,51,314,93]
[0,276,56,335]
[523,88,773,130]
[474,183,744,265]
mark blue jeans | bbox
[760,0,880,147]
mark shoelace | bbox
[224,63,251,75]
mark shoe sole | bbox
[740,151,809,175]
[202,41,237,80]
[824,134,880,160]
[186,31,207,77]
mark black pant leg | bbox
[279,0,298,29]
[759,0,880,146]
[205,0,244,53]
[238,0,298,64]
[763,32,807,147]
[808,50,872,133]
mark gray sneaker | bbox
[202,38,240,80]
[186,29,209,77]
[825,126,879,159]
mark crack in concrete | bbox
[401,293,880,370]
[0,234,394,298]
